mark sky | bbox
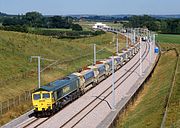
[0,0,180,15]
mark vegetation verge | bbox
[117,50,177,128]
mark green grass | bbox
[74,21,95,31]
[105,22,123,28]
[157,34,180,53]
[118,50,177,128]
[157,34,180,127]
[157,34,180,44]
[28,27,72,32]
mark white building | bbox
[92,22,110,30]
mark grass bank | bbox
[0,30,126,101]
[117,50,177,128]
[157,34,180,127]
[117,34,180,128]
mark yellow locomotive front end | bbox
[32,91,55,113]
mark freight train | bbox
[32,39,140,117]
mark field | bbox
[157,34,180,44]
[117,34,180,127]
[28,27,73,32]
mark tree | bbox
[1,11,81,30]
[48,16,71,28]
[127,15,162,31]
[24,11,44,27]
[2,18,15,26]
[160,20,168,33]
[72,24,82,31]
[177,21,180,34]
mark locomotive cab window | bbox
[42,93,50,99]
[33,94,41,100]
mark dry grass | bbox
[0,101,32,126]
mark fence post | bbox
[25,92,27,101]
[7,100,9,111]
[29,91,31,100]
[0,102,2,116]
[13,97,15,107]
[19,95,21,105]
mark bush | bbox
[0,25,28,33]
[72,24,83,31]
[29,29,105,39]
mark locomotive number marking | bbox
[63,86,70,93]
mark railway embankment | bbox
[115,48,179,128]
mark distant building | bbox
[92,22,110,30]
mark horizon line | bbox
[1,12,180,16]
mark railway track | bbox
[24,42,149,128]
[23,118,39,128]
[13,117,39,128]
[58,42,150,128]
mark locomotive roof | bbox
[34,74,79,92]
